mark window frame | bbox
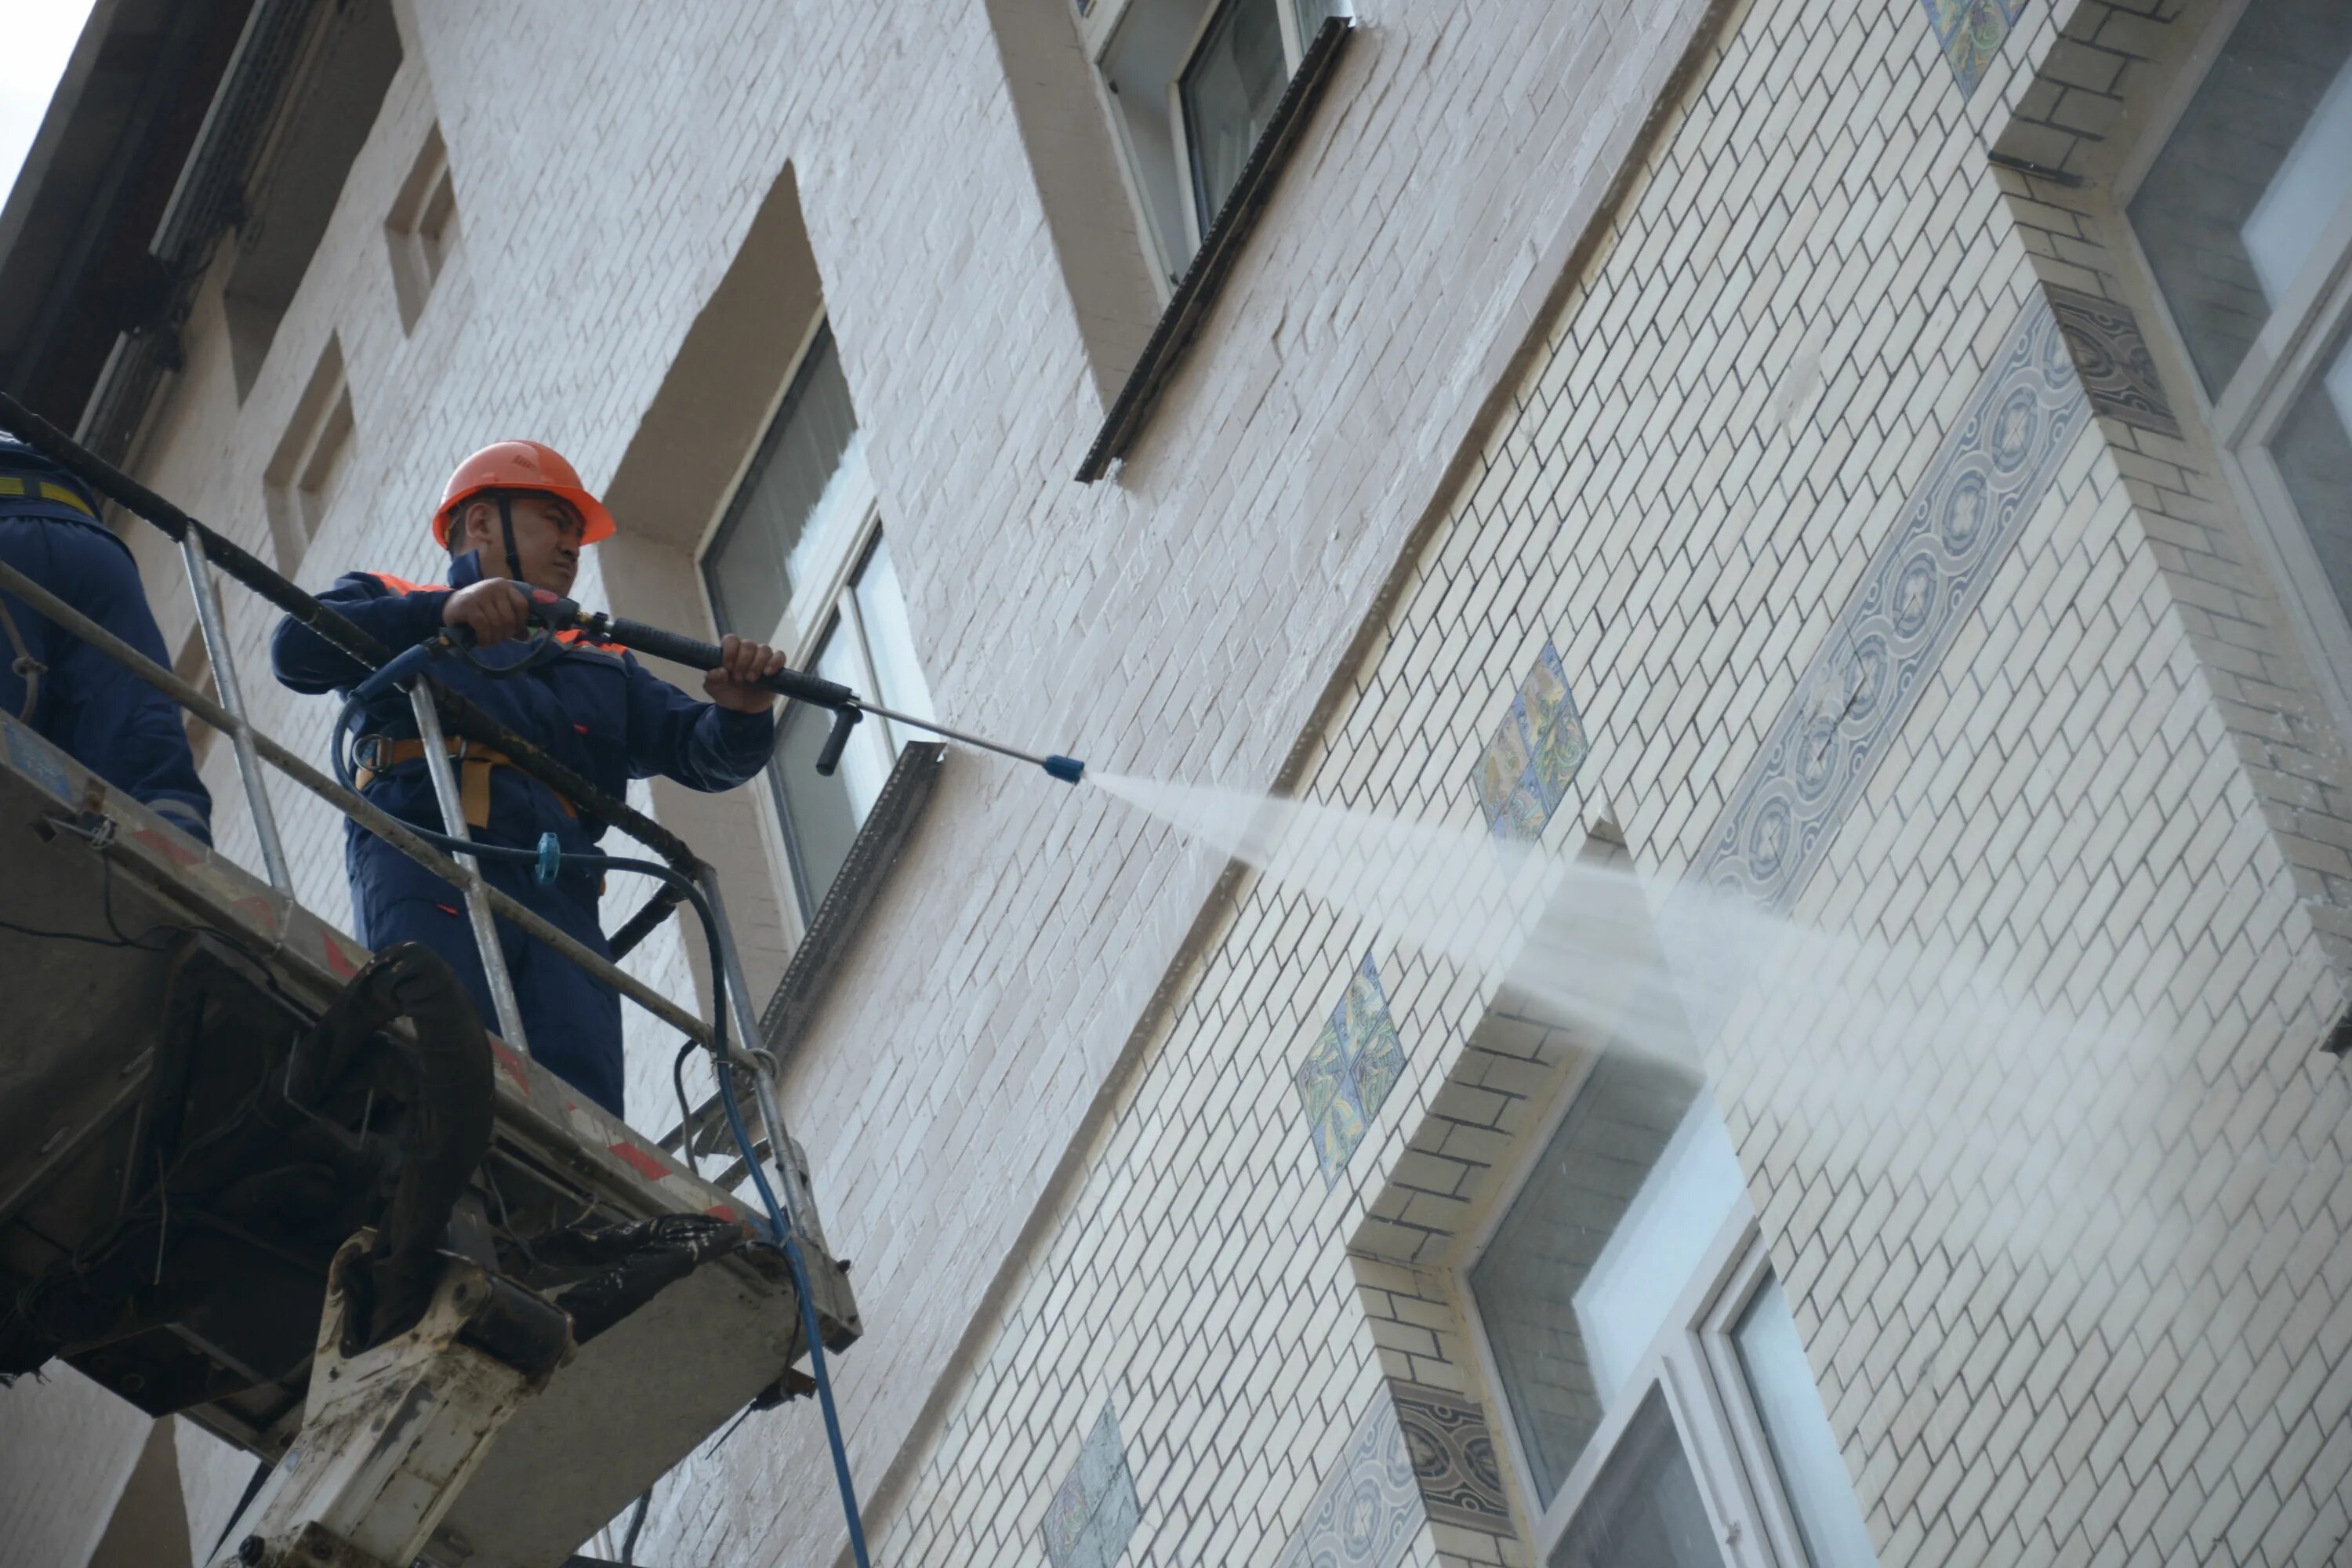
[1454,1054,1844,1566]
[692,318,916,930]
[2115,5,2352,739]
[1083,0,1327,288]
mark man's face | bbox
[461,492,585,594]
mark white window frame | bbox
[693,318,917,931]
[1454,1052,1848,1567]
[1081,0,1335,289]
[2115,2,2352,739]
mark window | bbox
[1466,1051,1877,1566]
[386,126,459,332]
[701,322,935,921]
[1093,0,1345,285]
[2126,0,2352,718]
[221,0,402,396]
[263,336,354,571]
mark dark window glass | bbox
[1469,1052,1707,1504]
[2273,326,2352,628]
[702,325,858,647]
[2128,2,2352,395]
[1179,0,1289,236]
[1548,1390,1725,1568]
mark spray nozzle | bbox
[1043,755,1085,785]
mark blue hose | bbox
[715,1073,873,1568]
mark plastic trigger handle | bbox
[535,832,562,886]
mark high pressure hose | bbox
[331,644,876,1568]
[292,943,496,1356]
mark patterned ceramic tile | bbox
[1694,295,2089,920]
[1299,1013,1370,1185]
[1472,698,1534,829]
[1272,1396,1425,1568]
[1391,1382,1514,1534]
[1296,953,1406,1187]
[2047,285,2182,437]
[1472,642,1589,842]
[1043,1403,1141,1568]
[1920,0,2028,96]
[1346,960,1406,1118]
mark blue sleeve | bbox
[270,573,451,694]
[619,652,775,792]
[19,524,214,843]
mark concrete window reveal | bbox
[386,125,459,332]
[262,336,355,573]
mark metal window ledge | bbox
[1075,15,1356,483]
[662,739,946,1174]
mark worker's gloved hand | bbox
[442,579,532,646]
[705,633,791,713]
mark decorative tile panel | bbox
[1296,953,1408,1187]
[1919,0,2028,96]
[1695,295,2089,914]
[2047,285,2182,437]
[1472,642,1589,842]
[1042,1403,1140,1568]
[1390,1382,1513,1534]
[1272,1396,1423,1568]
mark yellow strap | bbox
[0,477,96,516]
[459,757,494,831]
[352,735,572,828]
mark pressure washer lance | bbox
[499,585,1086,785]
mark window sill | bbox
[1075,15,1356,483]
[759,738,946,1054]
[659,739,946,1174]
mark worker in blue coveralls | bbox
[0,432,212,843]
[270,441,789,1116]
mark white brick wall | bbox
[19,0,2350,1562]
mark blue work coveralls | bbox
[0,435,212,843]
[269,550,775,1116]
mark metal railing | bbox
[0,389,800,1210]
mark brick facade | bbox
[9,0,2352,1563]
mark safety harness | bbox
[0,474,99,723]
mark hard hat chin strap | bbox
[495,492,525,585]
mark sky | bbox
[0,0,101,216]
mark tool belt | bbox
[353,735,577,829]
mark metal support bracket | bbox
[210,1232,572,1568]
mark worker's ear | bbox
[459,499,497,550]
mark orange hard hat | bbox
[430,440,616,547]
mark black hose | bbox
[296,942,495,1356]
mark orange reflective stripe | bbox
[360,570,601,645]
[362,570,450,595]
